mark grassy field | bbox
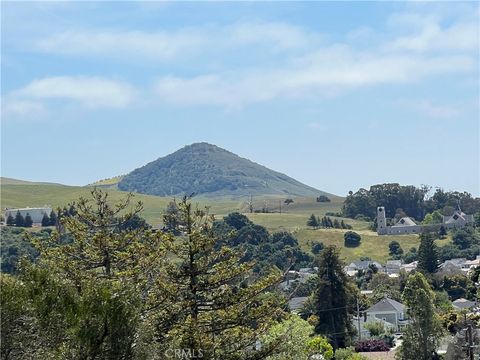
[1,180,450,263]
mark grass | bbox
[1,182,451,264]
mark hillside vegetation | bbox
[118,142,329,198]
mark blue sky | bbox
[1,1,479,196]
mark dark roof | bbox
[367,297,405,313]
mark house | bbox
[400,261,417,273]
[385,260,402,275]
[288,297,308,313]
[439,258,470,274]
[4,206,52,224]
[365,297,408,332]
[344,261,383,276]
[452,298,476,311]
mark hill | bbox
[0,177,61,186]
[118,142,330,198]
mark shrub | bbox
[355,339,390,352]
[344,231,361,248]
[311,241,325,255]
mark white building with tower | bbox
[377,206,474,235]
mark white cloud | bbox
[404,100,461,119]
[11,76,137,109]
[34,21,315,61]
[154,46,475,108]
[2,99,46,118]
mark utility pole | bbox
[467,325,474,360]
[279,200,282,214]
[357,297,362,341]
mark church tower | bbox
[377,206,387,235]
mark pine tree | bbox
[41,213,50,227]
[24,213,33,227]
[438,225,447,239]
[314,246,353,349]
[14,211,24,227]
[307,214,319,229]
[149,197,286,359]
[6,214,15,226]
[48,210,57,226]
[398,272,443,360]
[333,219,340,229]
[340,220,346,229]
[417,231,438,274]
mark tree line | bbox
[343,183,480,221]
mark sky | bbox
[1,1,479,197]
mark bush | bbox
[344,231,361,248]
[311,241,325,255]
[355,339,390,352]
[316,195,331,203]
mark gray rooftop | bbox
[367,297,405,313]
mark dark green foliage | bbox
[438,225,447,239]
[6,214,15,226]
[314,246,352,349]
[344,231,361,248]
[475,211,480,227]
[24,213,33,227]
[424,188,480,215]
[14,211,24,227]
[403,247,418,263]
[41,213,50,227]
[48,210,57,226]
[0,227,41,274]
[284,198,294,205]
[316,195,331,202]
[223,212,252,230]
[439,275,476,301]
[388,241,403,257]
[118,213,150,231]
[118,142,323,197]
[417,232,438,274]
[452,226,479,250]
[307,214,319,229]
[311,241,325,254]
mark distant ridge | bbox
[118,142,331,198]
[0,177,63,186]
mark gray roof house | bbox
[366,297,409,332]
[452,298,476,310]
[385,260,402,275]
[345,261,383,276]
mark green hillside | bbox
[118,142,331,198]
[1,180,438,262]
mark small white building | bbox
[4,206,52,224]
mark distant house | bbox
[288,297,308,313]
[400,261,418,273]
[439,258,470,274]
[366,297,408,332]
[385,260,402,275]
[344,261,383,276]
[452,298,476,311]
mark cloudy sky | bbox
[1,1,479,196]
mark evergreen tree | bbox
[314,246,352,349]
[438,225,447,239]
[333,219,340,229]
[14,211,24,227]
[417,232,438,274]
[48,210,57,226]
[41,213,50,227]
[6,214,15,226]
[24,213,33,227]
[307,214,319,229]
[398,272,443,360]
[340,220,346,229]
[149,197,286,359]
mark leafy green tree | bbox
[284,198,294,205]
[475,211,480,227]
[438,225,447,239]
[148,197,287,359]
[452,226,478,250]
[14,211,24,227]
[41,213,50,227]
[388,241,403,257]
[306,336,334,359]
[24,213,33,227]
[6,213,15,226]
[344,231,361,248]
[223,211,253,230]
[307,214,319,229]
[398,272,443,360]
[314,246,353,349]
[311,241,324,255]
[417,232,438,274]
